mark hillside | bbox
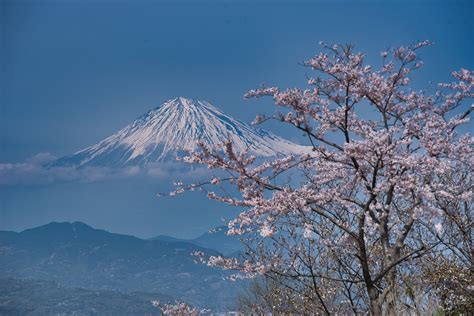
[0,278,172,315]
[0,222,244,311]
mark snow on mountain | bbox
[52,97,309,168]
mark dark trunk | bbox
[369,289,382,316]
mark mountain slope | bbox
[52,97,308,167]
[0,222,243,311]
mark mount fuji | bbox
[52,97,309,168]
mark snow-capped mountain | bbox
[53,97,309,168]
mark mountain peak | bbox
[162,97,197,108]
[159,97,219,113]
[52,98,310,168]
[176,96,197,105]
[23,221,90,231]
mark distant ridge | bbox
[151,226,243,256]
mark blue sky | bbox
[1,0,473,238]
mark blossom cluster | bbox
[151,300,209,315]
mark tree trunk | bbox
[370,300,383,316]
[384,247,400,316]
[369,289,382,316]
[386,268,398,316]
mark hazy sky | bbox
[1,0,473,238]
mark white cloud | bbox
[0,153,213,186]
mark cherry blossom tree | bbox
[171,41,473,315]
